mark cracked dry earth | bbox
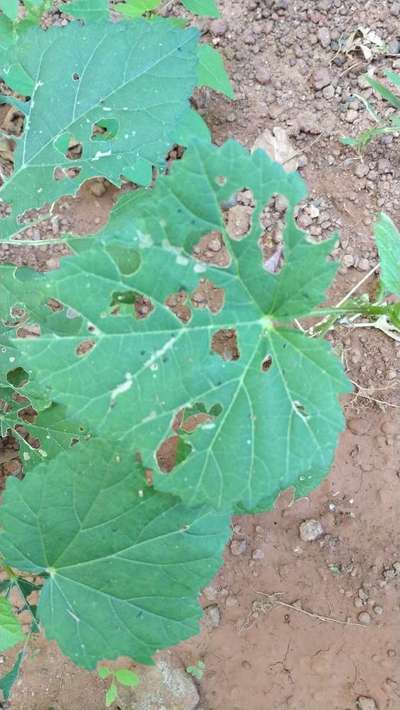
[1,0,400,709]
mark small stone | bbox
[313,67,331,90]
[322,84,335,99]
[354,597,364,609]
[317,27,331,48]
[255,65,271,85]
[355,163,369,178]
[378,158,391,174]
[210,19,227,35]
[358,611,371,625]
[230,539,247,556]
[252,549,265,560]
[227,205,251,238]
[358,258,370,272]
[343,254,354,268]
[205,604,221,628]
[299,519,324,542]
[373,605,384,616]
[346,109,358,123]
[357,697,378,710]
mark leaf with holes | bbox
[0,439,230,668]
[3,139,350,511]
[375,212,400,296]
[0,18,199,241]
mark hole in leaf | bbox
[261,355,273,372]
[110,291,154,319]
[54,133,83,160]
[47,298,63,312]
[293,400,309,418]
[165,291,191,323]
[7,367,29,388]
[173,401,223,434]
[224,189,255,241]
[75,339,96,357]
[91,119,119,141]
[260,195,288,274]
[191,279,224,314]
[53,166,81,181]
[215,175,227,186]
[156,435,192,473]
[211,329,240,361]
[0,105,24,137]
[66,139,83,160]
[192,232,230,268]
[16,323,40,338]
[72,73,80,81]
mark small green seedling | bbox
[342,69,400,153]
[98,666,140,708]
[186,660,205,680]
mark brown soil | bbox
[1,0,400,709]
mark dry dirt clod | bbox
[299,519,324,542]
[119,651,199,710]
[205,604,221,628]
[357,697,379,710]
[230,539,247,556]
[313,67,332,90]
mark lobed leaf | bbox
[0,439,230,668]
[0,18,199,241]
[3,140,350,511]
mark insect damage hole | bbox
[53,166,81,181]
[261,355,273,372]
[260,195,289,274]
[224,189,255,241]
[165,291,191,323]
[211,329,240,361]
[156,436,193,474]
[156,402,223,473]
[293,400,309,419]
[75,339,96,357]
[192,232,230,268]
[191,279,224,314]
[110,291,154,319]
[91,119,119,141]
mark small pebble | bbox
[358,611,371,625]
[357,697,378,710]
[252,549,265,560]
[230,539,247,556]
[299,519,324,542]
[317,27,331,48]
